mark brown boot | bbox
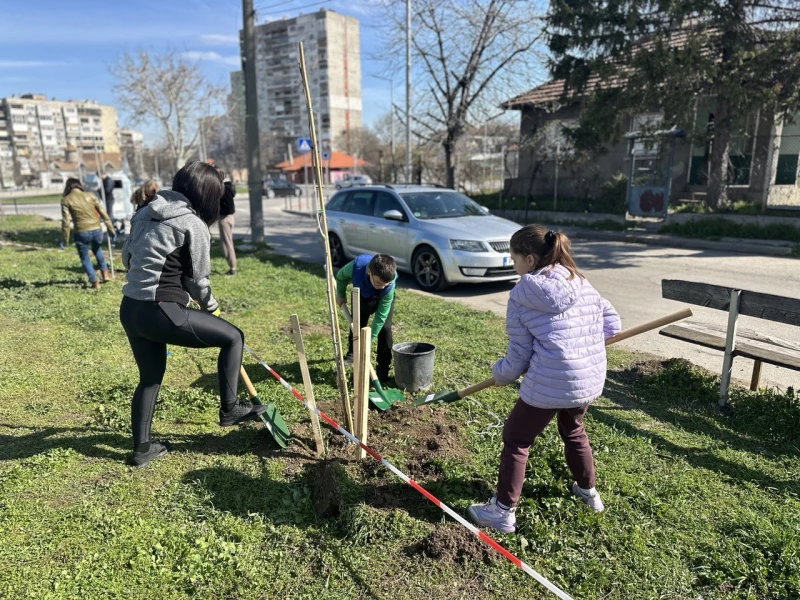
[91,280,100,290]
[100,269,111,282]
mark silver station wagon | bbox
[324,184,521,291]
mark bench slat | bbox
[660,321,800,371]
[736,341,800,372]
[660,322,727,351]
[662,280,800,326]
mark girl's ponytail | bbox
[510,224,582,279]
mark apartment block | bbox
[0,94,121,185]
[248,9,362,163]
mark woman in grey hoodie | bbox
[119,162,266,467]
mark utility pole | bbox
[243,0,264,243]
[154,152,159,181]
[405,0,412,182]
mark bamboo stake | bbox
[351,287,361,394]
[297,42,354,433]
[290,314,325,456]
[355,326,371,460]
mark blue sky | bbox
[0,0,394,146]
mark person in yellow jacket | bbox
[61,178,115,289]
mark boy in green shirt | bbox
[335,253,397,381]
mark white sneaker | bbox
[572,482,604,512]
[467,496,517,533]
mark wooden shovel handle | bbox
[458,377,497,398]
[239,366,258,398]
[458,308,693,398]
[605,308,692,346]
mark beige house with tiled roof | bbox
[502,25,800,209]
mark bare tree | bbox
[112,51,224,172]
[380,0,546,189]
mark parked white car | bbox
[335,174,373,190]
[325,184,521,291]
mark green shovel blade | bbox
[369,379,405,411]
[413,389,459,406]
[251,395,291,448]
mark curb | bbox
[283,208,316,218]
[547,226,796,257]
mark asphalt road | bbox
[12,197,799,392]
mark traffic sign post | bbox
[321,151,330,185]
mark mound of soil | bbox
[418,524,496,565]
[308,459,345,519]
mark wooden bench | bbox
[658,279,800,405]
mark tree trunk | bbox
[444,138,456,189]
[706,95,732,210]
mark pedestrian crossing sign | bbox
[297,138,312,153]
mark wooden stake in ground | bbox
[289,314,325,456]
[354,326,371,460]
[351,286,361,393]
[106,230,115,280]
[297,41,354,433]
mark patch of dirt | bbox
[279,322,331,338]
[609,358,669,385]
[417,524,496,565]
[362,403,468,482]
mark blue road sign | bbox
[297,138,312,153]
[321,151,331,160]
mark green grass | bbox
[1,193,62,205]
[1,215,799,599]
[660,218,800,244]
[670,200,800,219]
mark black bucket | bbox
[392,342,436,392]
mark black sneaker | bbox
[225,269,237,276]
[219,401,268,427]
[128,440,170,468]
[343,353,353,367]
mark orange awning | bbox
[275,150,370,172]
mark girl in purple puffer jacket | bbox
[468,224,621,533]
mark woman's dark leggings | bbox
[119,296,244,447]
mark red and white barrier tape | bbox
[0,240,68,253]
[243,344,574,600]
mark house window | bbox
[539,118,577,158]
[630,113,663,156]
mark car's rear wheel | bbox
[412,245,448,292]
[329,233,346,268]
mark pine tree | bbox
[547,0,800,208]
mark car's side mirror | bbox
[480,205,491,214]
[383,209,404,221]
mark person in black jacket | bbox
[216,168,237,275]
[102,173,115,217]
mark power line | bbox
[255,0,329,14]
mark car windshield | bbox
[399,191,487,219]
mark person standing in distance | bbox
[216,168,237,275]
